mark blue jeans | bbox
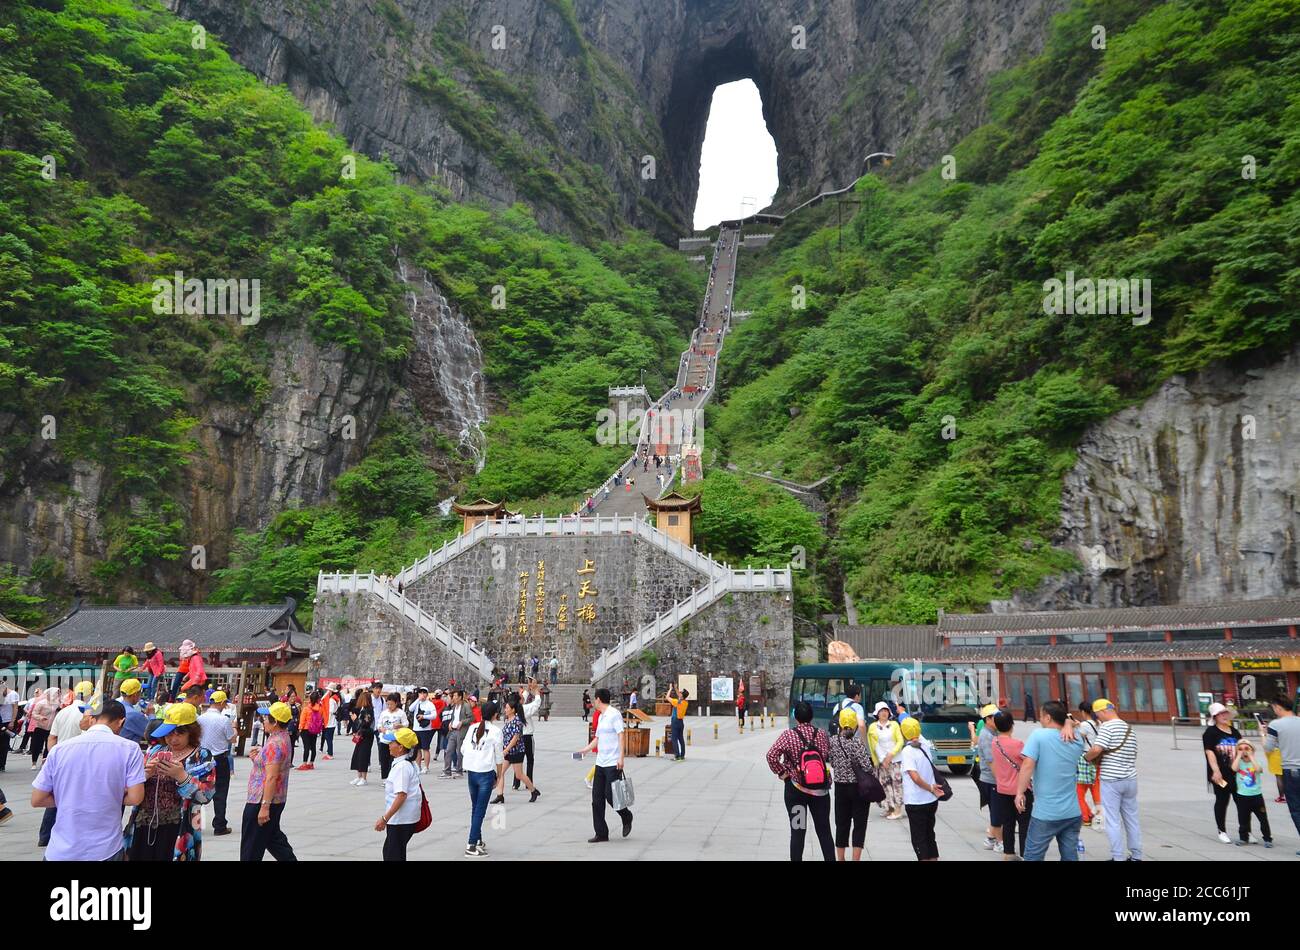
[38,807,57,847]
[1282,769,1300,839]
[671,719,685,759]
[1023,815,1081,861]
[467,770,494,845]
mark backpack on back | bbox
[797,728,830,790]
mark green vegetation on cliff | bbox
[0,0,698,618]
[714,0,1300,623]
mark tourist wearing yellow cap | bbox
[124,701,216,861]
[376,727,425,861]
[199,690,237,837]
[241,701,297,861]
[117,678,150,745]
[1083,698,1142,861]
[900,716,942,861]
[827,707,877,861]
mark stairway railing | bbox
[590,566,792,681]
[317,514,733,594]
[315,571,495,678]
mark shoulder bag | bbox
[841,735,885,803]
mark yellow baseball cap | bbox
[75,680,95,697]
[1092,698,1115,713]
[210,690,228,703]
[382,727,419,749]
[979,704,999,719]
[120,678,142,696]
[838,708,858,731]
[152,701,198,736]
[901,718,922,741]
[256,700,293,723]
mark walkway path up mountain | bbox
[585,224,740,517]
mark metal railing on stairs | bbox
[590,566,792,681]
[315,571,495,679]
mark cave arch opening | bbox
[692,78,778,230]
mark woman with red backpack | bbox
[765,700,835,861]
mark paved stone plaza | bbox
[3,718,1297,861]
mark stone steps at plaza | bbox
[546,682,590,717]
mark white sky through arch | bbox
[692,79,778,231]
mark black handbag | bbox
[838,735,886,803]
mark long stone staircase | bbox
[315,224,784,690]
[584,225,740,517]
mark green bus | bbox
[790,661,997,773]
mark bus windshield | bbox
[892,665,993,723]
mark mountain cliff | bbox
[165,0,1069,237]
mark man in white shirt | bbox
[38,691,93,848]
[512,683,543,791]
[199,691,237,835]
[411,687,436,774]
[578,688,632,842]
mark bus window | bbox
[826,678,845,706]
[794,678,826,705]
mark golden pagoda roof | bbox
[643,491,701,513]
[451,498,508,516]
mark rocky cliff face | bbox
[997,347,1300,612]
[166,0,1068,237]
[0,270,484,601]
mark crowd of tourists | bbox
[764,690,1300,862]
[8,648,1300,861]
[2,644,641,861]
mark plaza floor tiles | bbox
[2,717,1297,860]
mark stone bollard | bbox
[655,738,661,757]
[769,714,775,729]
[713,722,718,740]
[687,729,692,746]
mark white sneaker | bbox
[421,766,429,774]
[993,842,1005,854]
[356,778,367,786]
[1217,831,1231,844]
[983,836,997,851]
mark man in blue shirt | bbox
[117,678,149,744]
[1016,699,1085,861]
